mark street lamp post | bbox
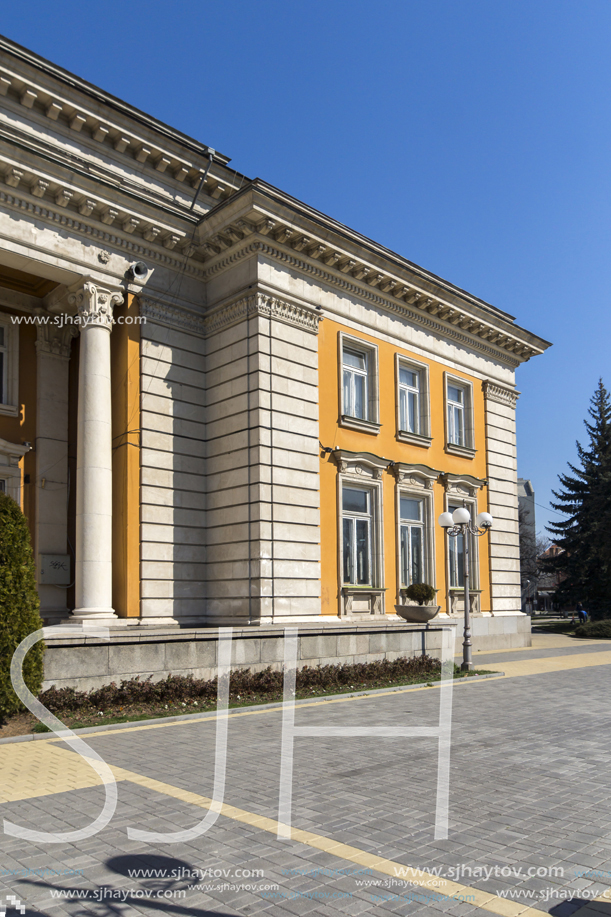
[438,506,493,672]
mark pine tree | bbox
[0,492,44,719]
[544,379,611,618]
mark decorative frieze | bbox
[139,298,207,338]
[483,381,520,407]
[204,293,322,337]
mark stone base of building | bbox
[41,613,530,692]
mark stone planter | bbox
[395,604,440,623]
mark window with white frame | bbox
[343,348,368,420]
[399,367,420,434]
[0,314,19,415]
[399,495,425,586]
[396,356,431,445]
[339,334,380,433]
[342,486,372,585]
[447,384,465,446]
[0,325,6,405]
[445,374,475,455]
[447,502,465,588]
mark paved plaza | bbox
[2,634,611,917]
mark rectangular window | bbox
[342,486,372,585]
[399,496,425,586]
[448,503,465,588]
[447,384,465,446]
[0,325,5,404]
[343,348,368,420]
[399,367,419,434]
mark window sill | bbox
[340,415,381,435]
[445,442,476,459]
[0,404,19,417]
[397,430,432,448]
[342,587,386,616]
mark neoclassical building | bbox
[0,35,550,649]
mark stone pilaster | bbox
[483,381,521,613]
[69,281,123,621]
[35,313,78,623]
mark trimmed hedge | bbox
[39,654,442,715]
[575,619,611,639]
[405,583,436,605]
[0,493,44,719]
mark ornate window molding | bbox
[334,450,390,617]
[442,473,487,615]
[391,463,439,606]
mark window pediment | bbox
[333,449,391,480]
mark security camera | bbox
[126,261,149,282]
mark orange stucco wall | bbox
[0,312,37,545]
[111,294,141,617]
[318,318,491,616]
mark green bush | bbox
[40,655,442,714]
[575,619,611,639]
[405,583,436,606]
[0,493,44,719]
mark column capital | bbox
[34,308,79,359]
[68,280,124,329]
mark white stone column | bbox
[69,282,123,621]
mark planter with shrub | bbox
[395,583,440,623]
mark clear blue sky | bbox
[4,1,610,535]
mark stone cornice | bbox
[204,293,322,337]
[200,238,529,367]
[483,381,520,407]
[139,298,207,338]
[0,51,244,206]
[0,186,207,279]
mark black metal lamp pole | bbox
[439,505,493,672]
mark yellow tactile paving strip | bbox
[4,642,611,917]
[481,649,611,678]
[0,741,123,803]
[469,634,611,656]
[105,762,545,917]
